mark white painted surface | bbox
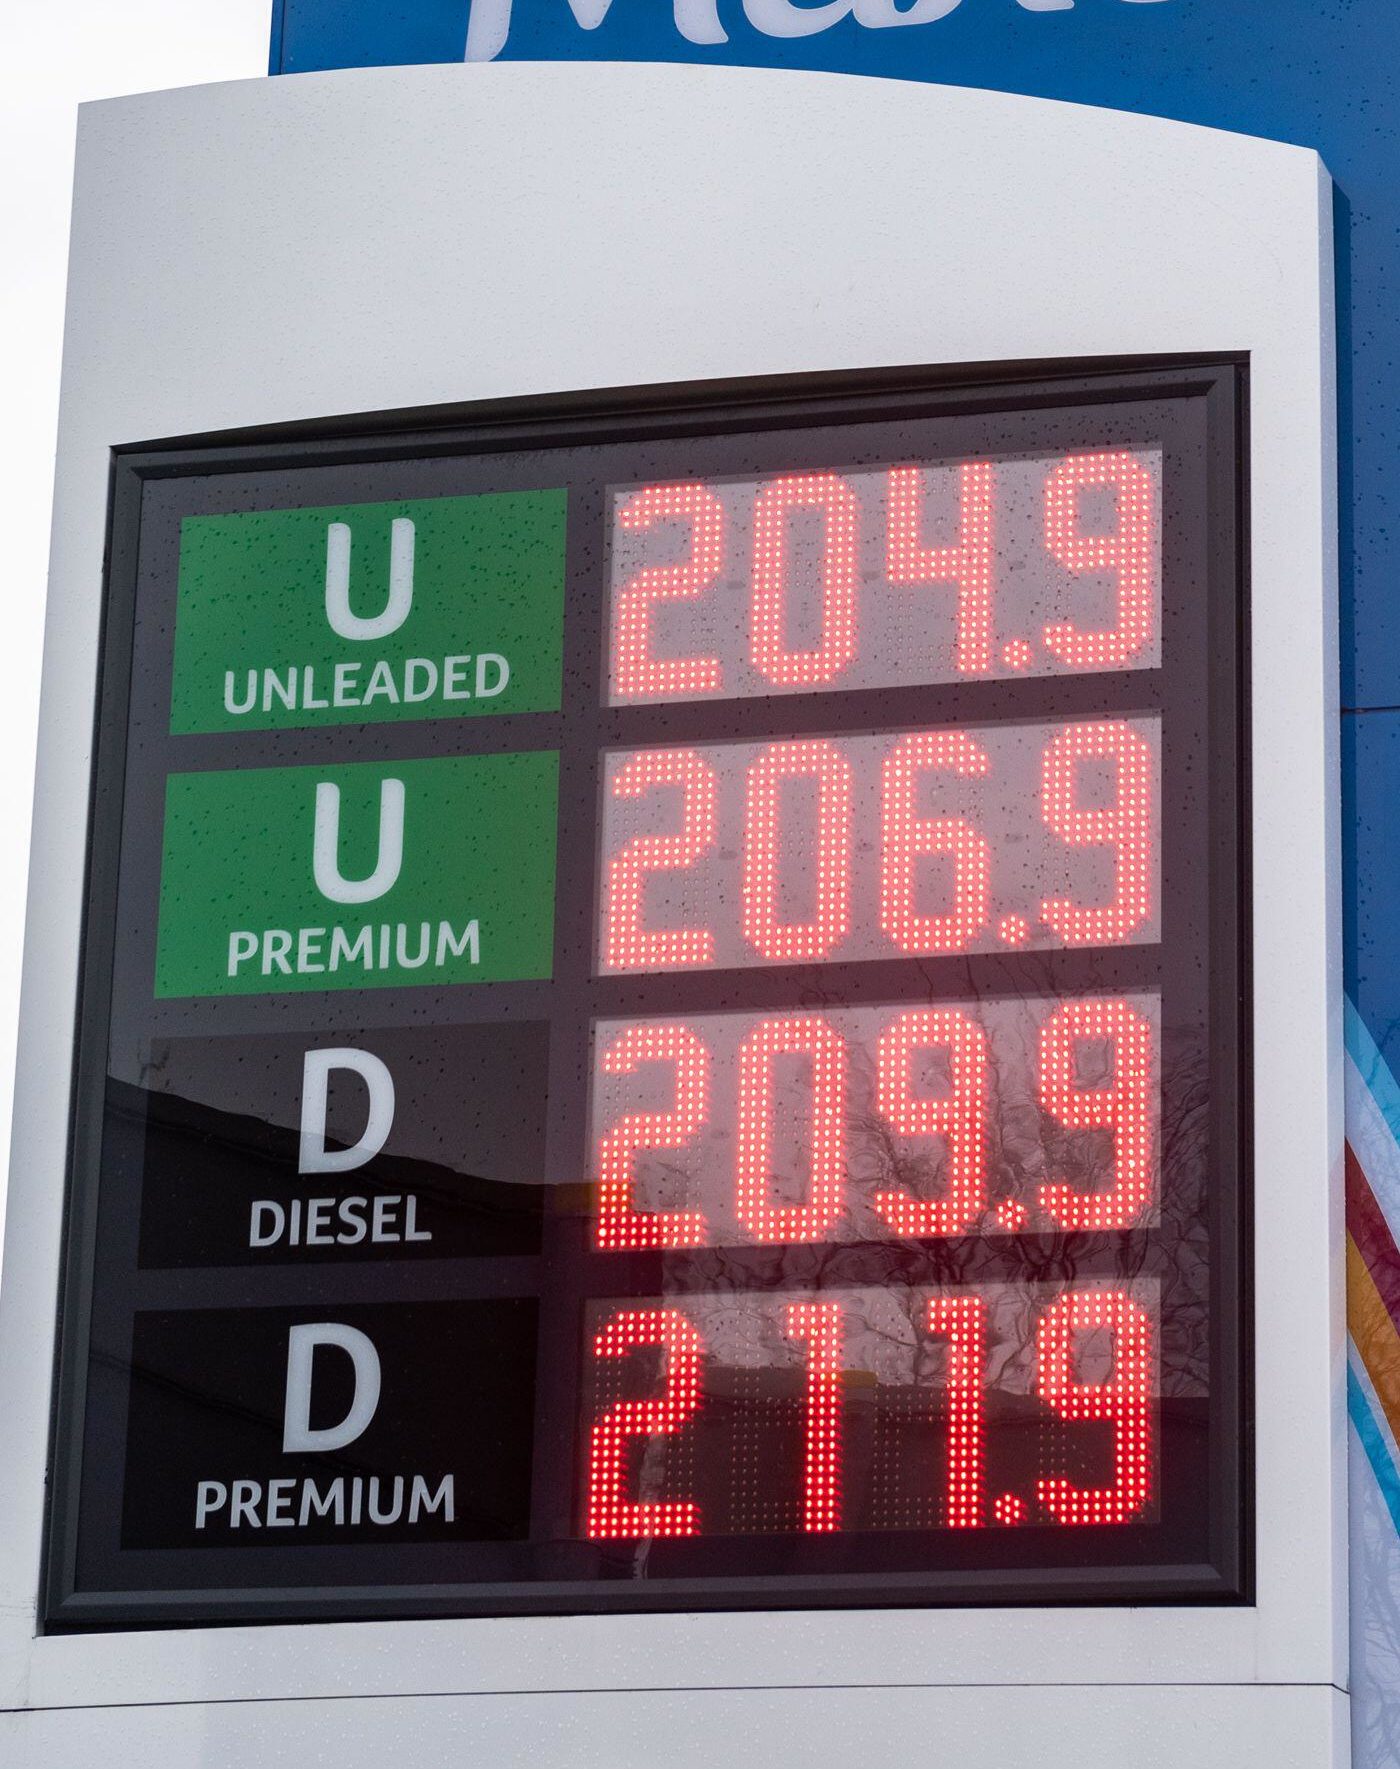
[0,1684,1353,1769]
[0,59,1340,1764]
[0,0,267,1273]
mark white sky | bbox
[0,1,270,1276]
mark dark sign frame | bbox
[44,357,1250,1630]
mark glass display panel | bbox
[45,367,1246,1629]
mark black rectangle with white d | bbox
[118,1301,537,1549]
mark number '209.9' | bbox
[594,998,1155,1251]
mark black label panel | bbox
[124,1023,547,1267]
[118,1300,538,1550]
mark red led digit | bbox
[1037,999,1154,1231]
[1035,1290,1153,1526]
[874,1008,989,1236]
[879,729,992,954]
[925,1294,986,1528]
[595,1024,710,1251]
[742,738,853,963]
[1040,720,1153,946]
[603,749,717,970]
[784,1300,844,1533]
[887,462,994,675]
[586,1307,703,1540]
[612,483,724,699]
[1042,451,1156,669]
[750,472,858,687]
[736,1015,846,1243]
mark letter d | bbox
[299,1047,395,1174]
[282,1323,381,1454]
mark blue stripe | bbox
[1346,997,1400,1157]
[269,0,287,75]
[1348,1360,1400,1537]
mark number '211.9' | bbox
[585,1289,1155,1540]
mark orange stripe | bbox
[1349,1232,1400,1447]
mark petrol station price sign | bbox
[44,366,1248,1627]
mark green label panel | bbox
[155,752,559,998]
[170,491,567,733]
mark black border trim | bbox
[43,354,1252,1631]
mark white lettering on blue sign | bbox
[465,0,1170,62]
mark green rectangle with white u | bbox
[170,490,567,733]
[154,752,559,997]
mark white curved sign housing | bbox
[0,61,1338,1769]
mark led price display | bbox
[47,366,1246,1628]
[589,992,1162,1249]
[582,1282,1160,1539]
[606,449,1162,701]
[598,718,1161,971]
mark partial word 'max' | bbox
[466,0,1170,61]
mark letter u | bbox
[224,669,257,715]
[368,1475,405,1525]
[325,518,415,641]
[314,778,405,904]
